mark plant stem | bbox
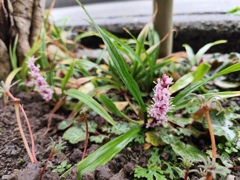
[13,99,34,163]
[19,104,37,162]
[5,90,37,163]
[121,93,144,125]
[45,95,66,135]
[124,93,138,115]
[229,166,240,169]
[120,111,144,125]
[206,172,213,180]
[203,106,216,162]
[184,166,189,180]
[40,147,55,180]
[80,112,89,160]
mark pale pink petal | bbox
[147,74,172,128]
[27,56,53,101]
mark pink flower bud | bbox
[27,57,53,101]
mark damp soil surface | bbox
[2,92,240,180]
[0,91,150,180]
[1,53,240,180]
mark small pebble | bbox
[227,175,236,180]
[1,175,10,179]
[10,149,18,156]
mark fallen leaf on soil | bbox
[143,143,152,150]
[66,77,95,89]
[145,131,165,147]
[78,82,95,94]
[214,79,240,89]
[113,101,128,111]
[47,44,67,61]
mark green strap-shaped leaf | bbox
[62,61,75,92]
[103,30,145,72]
[99,29,148,120]
[97,93,122,116]
[169,73,194,94]
[172,91,240,112]
[39,28,49,69]
[136,22,150,56]
[169,63,210,94]
[9,35,18,70]
[77,127,141,179]
[140,41,160,61]
[195,40,227,62]
[205,91,240,99]
[5,67,22,86]
[183,40,227,66]
[183,44,195,66]
[97,93,143,124]
[192,62,211,82]
[76,1,147,122]
[66,89,116,125]
[172,62,240,105]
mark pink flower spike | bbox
[27,56,53,101]
[147,74,173,128]
[161,74,173,87]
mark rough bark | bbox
[0,0,16,79]
[0,40,11,79]
[12,0,35,64]
[0,0,45,80]
[30,0,45,46]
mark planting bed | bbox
[0,90,150,180]
[1,59,240,179]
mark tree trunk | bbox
[154,0,174,58]
[0,0,45,80]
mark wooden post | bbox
[153,0,174,58]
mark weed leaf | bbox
[75,0,147,122]
[77,127,141,179]
[171,142,206,162]
[63,126,86,144]
[66,89,116,125]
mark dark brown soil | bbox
[0,91,149,180]
[1,89,240,180]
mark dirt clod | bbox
[96,165,113,180]
[17,163,41,180]
[70,149,82,163]
[82,171,95,180]
[109,169,127,180]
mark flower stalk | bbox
[13,98,35,163]
[203,106,216,163]
[184,166,189,180]
[40,139,66,179]
[19,104,37,162]
[2,82,37,163]
[206,172,213,180]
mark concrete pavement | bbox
[49,0,240,53]
[50,0,240,26]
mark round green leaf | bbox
[63,126,86,144]
[58,120,73,130]
[171,142,206,162]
